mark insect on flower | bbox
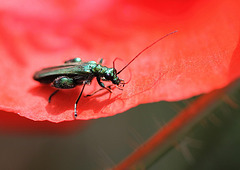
[33,30,177,118]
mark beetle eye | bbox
[105,73,111,80]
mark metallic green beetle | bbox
[33,30,177,118]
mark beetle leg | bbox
[85,85,114,97]
[48,90,59,103]
[99,58,103,64]
[74,82,87,118]
[97,77,112,93]
[64,58,82,63]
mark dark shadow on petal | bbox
[28,84,120,117]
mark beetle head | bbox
[103,68,124,86]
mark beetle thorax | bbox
[91,64,121,85]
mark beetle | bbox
[33,30,177,118]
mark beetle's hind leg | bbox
[48,90,59,103]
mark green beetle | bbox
[33,30,177,118]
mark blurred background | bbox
[0,80,239,170]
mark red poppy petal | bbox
[0,0,239,122]
[0,111,88,134]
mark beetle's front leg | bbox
[85,85,114,97]
[96,77,112,93]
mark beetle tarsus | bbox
[74,104,78,118]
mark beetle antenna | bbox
[117,30,178,74]
[113,58,117,71]
[113,57,124,73]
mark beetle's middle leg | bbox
[74,82,87,118]
[96,76,112,93]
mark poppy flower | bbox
[0,0,239,123]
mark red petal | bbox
[0,0,239,122]
[0,111,88,134]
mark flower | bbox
[0,0,239,122]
